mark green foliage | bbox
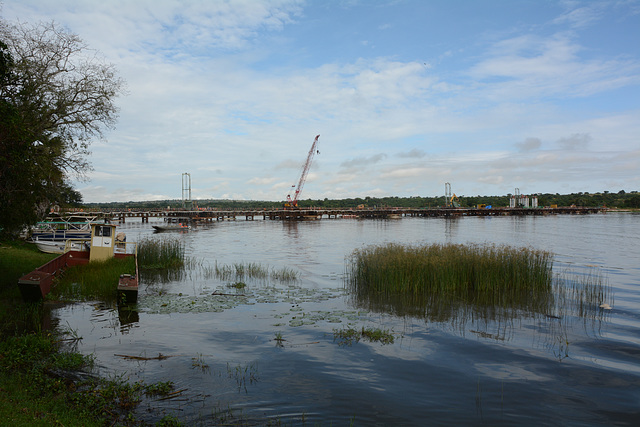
[0,18,123,237]
[0,327,180,425]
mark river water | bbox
[52,212,640,425]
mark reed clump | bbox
[346,243,553,313]
[212,261,299,283]
[137,237,185,269]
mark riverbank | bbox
[0,240,182,426]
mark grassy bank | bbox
[0,241,57,335]
[0,240,57,297]
[0,241,182,426]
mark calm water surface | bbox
[53,213,640,425]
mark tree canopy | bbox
[0,18,124,237]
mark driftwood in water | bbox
[114,353,174,361]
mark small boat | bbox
[33,238,91,254]
[30,214,96,240]
[152,223,191,231]
[29,214,95,253]
[31,229,91,240]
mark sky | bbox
[2,0,639,203]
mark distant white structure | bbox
[510,188,538,208]
[182,172,192,209]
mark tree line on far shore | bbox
[82,190,639,211]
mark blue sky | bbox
[2,0,639,203]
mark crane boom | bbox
[286,135,320,208]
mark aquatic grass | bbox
[227,362,259,392]
[346,243,553,315]
[552,267,613,319]
[213,261,299,283]
[271,266,299,282]
[346,243,612,329]
[52,256,136,303]
[137,237,185,269]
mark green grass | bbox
[0,331,180,426]
[0,241,57,296]
[0,241,58,335]
[51,256,136,303]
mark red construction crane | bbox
[286,135,320,208]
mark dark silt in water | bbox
[52,213,640,425]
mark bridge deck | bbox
[74,206,608,223]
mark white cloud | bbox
[2,0,639,202]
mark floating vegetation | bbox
[52,256,136,303]
[228,281,247,290]
[333,326,395,346]
[138,284,345,315]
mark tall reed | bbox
[212,261,299,283]
[345,243,554,315]
[137,237,185,269]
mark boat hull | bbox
[18,250,90,301]
[152,225,191,231]
[34,239,89,254]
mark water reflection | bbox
[347,266,613,360]
[443,217,460,242]
[117,304,139,331]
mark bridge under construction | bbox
[81,206,608,223]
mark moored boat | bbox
[33,239,85,254]
[30,214,96,240]
[152,223,191,231]
[18,224,138,302]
